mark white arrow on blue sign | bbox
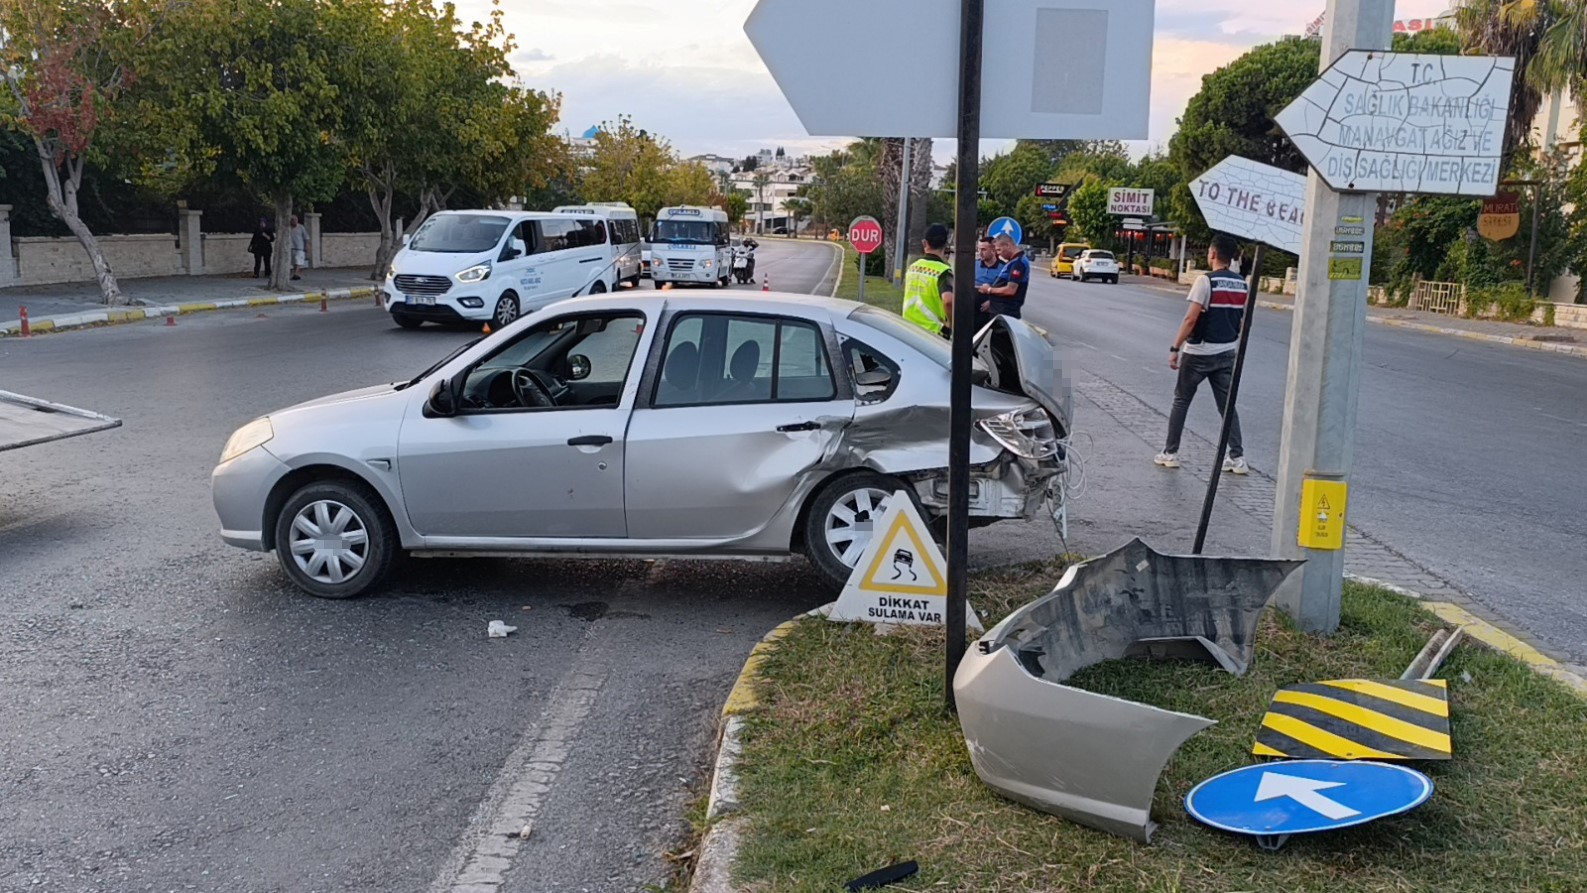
[987,217,1023,245]
[1186,759,1432,840]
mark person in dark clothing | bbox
[248,217,274,279]
[975,233,1030,319]
[1156,233,1249,475]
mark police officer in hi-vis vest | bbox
[1156,233,1249,475]
[901,223,956,338]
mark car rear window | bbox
[1088,251,1114,260]
[849,306,950,369]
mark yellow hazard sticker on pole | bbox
[1253,679,1452,761]
[1299,478,1348,550]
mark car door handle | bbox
[776,421,820,433]
[567,435,613,447]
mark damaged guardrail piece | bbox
[953,538,1303,842]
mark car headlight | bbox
[220,417,274,464]
[701,259,714,269]
[978,407,1058,460]
[456,263,491,283]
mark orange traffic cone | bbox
[319,293,329,312]
[18,305,31,338]
[761,275,770,292]
[482,322,492,334]
[165,313,177,327]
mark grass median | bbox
[731,566,1587,892]
[833,245,903,315]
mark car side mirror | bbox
[400,234,411,246]
[566,353,592,381]
[502,247,522,261]
[854,368,892,388]
[425,377,459,418]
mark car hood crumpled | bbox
[953,538,1303,842]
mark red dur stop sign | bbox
[848,216,884,255]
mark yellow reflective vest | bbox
[902,256,951,336]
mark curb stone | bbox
[690,606,830,893]
[688,575,1587,890]
[1,286,378,337]
[1253,299,1587,360]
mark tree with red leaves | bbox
[0,0,155,305]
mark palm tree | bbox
[1456,0,1578,162]
[752,171,770,234]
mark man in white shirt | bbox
[289,216,311,281]
[1155,233,1248,475]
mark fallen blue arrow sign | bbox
[1186,759,1433,850]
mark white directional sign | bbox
[1275,51,1514,196]
[1190,156,1308,255]
[745,0,1155,139]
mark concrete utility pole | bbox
[892,137,914,285]
[1271,0,1394,633]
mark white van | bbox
[554,202,642,288]
[385,210,623,330]
[650,206,731,288]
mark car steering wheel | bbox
[511,369,556,408]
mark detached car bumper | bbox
[212,445,292,551]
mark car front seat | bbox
[657,341,701,405]
[715,340,767,403]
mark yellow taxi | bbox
[1050,242,1091,279]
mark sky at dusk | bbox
[465,0,1457,162]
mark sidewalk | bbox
[0,267,377,333]
[1124,274,1587,359]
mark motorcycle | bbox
[732,239,758,285]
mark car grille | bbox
[666,258,695,272]
[393,274,452,296]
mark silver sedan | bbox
[212,293,1071,598]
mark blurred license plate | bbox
[407,295,436,305]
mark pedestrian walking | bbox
[1156,233,1249,474]
[288,215,310,281]
[248,217,275,279]
[975,231,1030,319]
[901,223,955,339]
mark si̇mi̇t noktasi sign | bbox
[1274,51,1514,196]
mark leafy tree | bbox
[1456,0,1564,163]
[1168,37,1320,243]
[142,0,346,288]
[664,161,717,209]
[800,144,884,233]
[0,0,160,304]
[725,191,749,226]
[980,142,1054,219]
[580,115,677,219]
[1067,178,1121,250]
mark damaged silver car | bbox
[212,293,1071,598]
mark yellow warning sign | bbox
[828,491,975,629]
[1253,678,1452,761]
[1299,478,1348,550]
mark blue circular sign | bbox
[1186,760,1433,837]
[987,216,1023,245]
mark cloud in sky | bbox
[468,0,1459,161]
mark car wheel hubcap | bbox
[823,487,894,568]
[288,499,369,585]
[495,298,517,326]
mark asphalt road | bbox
[0,237,844,893]
[1020,270,1587,663]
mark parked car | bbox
[212,293,1072,599]
[1050,242,1090,279]
[1073,249,1120,284]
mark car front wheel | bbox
[493,292,520,328]
[273,480,397,599]
[803,471,912,590]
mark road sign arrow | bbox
[1273,51,1514,196]
[1190,156,1307,254]
[1254,771,1359,820]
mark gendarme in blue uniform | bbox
[988,251,1030,318]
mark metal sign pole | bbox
[1193,242,1264,554]
[945,0,984,712]
[893,137,914,285]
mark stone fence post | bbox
[0,205,16,287]
[179,207,204,275]
[304,212,322,268]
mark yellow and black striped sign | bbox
[1253,678,1451,761]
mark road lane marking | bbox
[427,667,608,893]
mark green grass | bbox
[832,245,903,314]
[733,567,1587,892]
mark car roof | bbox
[549,291,863,320]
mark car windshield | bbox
[654,220,717,244]
[408,215,510,253]
[849,306,951,369]
[1088,251,1114,260]
[1061,246,1086,259]
[396,336,483,390]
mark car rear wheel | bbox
[273,480,397,599]
[589,280,607,294]
[804,471,911,590]
[493,293,520,328]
